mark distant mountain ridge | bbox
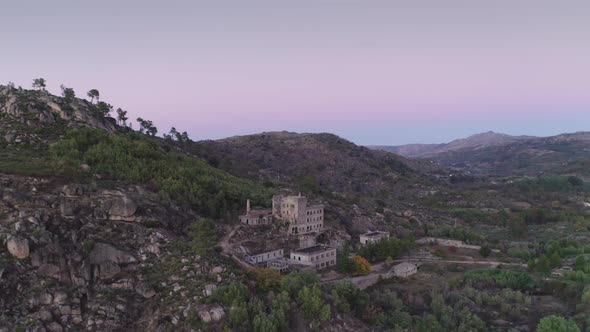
[371,131,590,177]
[371,131,535,158]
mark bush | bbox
[536,315,580,332]
[464,269,535,290]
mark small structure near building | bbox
[391,262,418,278]
[239,199,273,225]
[298,234,317,249]
[267,258,289,273]
[289,245,336,269]
[360,231,390,245]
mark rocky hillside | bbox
[372,131,534,158]
[0,86,270,331]
[0,85,118,134]
[0,173,246,331]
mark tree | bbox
[96,101,113,117]
[116,108,128,126]
[536,315,580,332]
[479,246,492,258]
[136,117,158,136]
[87,89,100,103]
[549,252,562,269]
[254,268,282,292]
[297,284,331,329]
[508,216,527,238]
[567,176,583,187]
[32,78,46,91]
[351,256,371,275]
[60,84,75,102]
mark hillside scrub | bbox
[50,128,271,217]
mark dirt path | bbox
[219,225,254,271]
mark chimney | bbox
[246,199,251,213]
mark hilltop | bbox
[371,131,534,159]
[190,131,448,234]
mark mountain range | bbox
[371,131,590,177]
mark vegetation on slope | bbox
[50,128,271,217]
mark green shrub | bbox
[51,128,271,217]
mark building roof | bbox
[393,262,417,270]
[293,245,334,254]
[240,209,272,218]
[242,240,284,256]
[362,231,388,237]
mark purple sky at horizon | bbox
[2,1,589,145]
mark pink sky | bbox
[1,1,589,144]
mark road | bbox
[322,258,527,289]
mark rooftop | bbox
[242,239,285,255]
[241,209,272,218]
[363,231,388,237]
[293,245,334,254]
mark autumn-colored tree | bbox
[351,255,371,275]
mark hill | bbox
[372,131,590,178]
[371,131,534,158]
[190,131,447,234]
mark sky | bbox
[1,0,589,145]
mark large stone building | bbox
[272,194,324,235]
[289,245,336,269]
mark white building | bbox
[267,258,289,273]
[272,194,324,235]
[289,245,336,269]
[359,231,390,245]
[391,262,418,278]
[245,248,285,265]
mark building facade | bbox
[289,245,336,269]
[360,231,390,245]
[272,194,324,235]
[246,248,284,265]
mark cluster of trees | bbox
[163,127,190,144]
[336,246,371,275]
[50,128,270,217]
[463,269,536,291]
[536,315,581,332]
[357,236,415,263]
[436,226,485,244]
[214,272,330,331]
[28,78,197,145]
[514,175,587,194]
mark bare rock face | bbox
[88,242,136,265]
[109,196,138,220]
[6,235,30,259]
[196,305,225,323]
